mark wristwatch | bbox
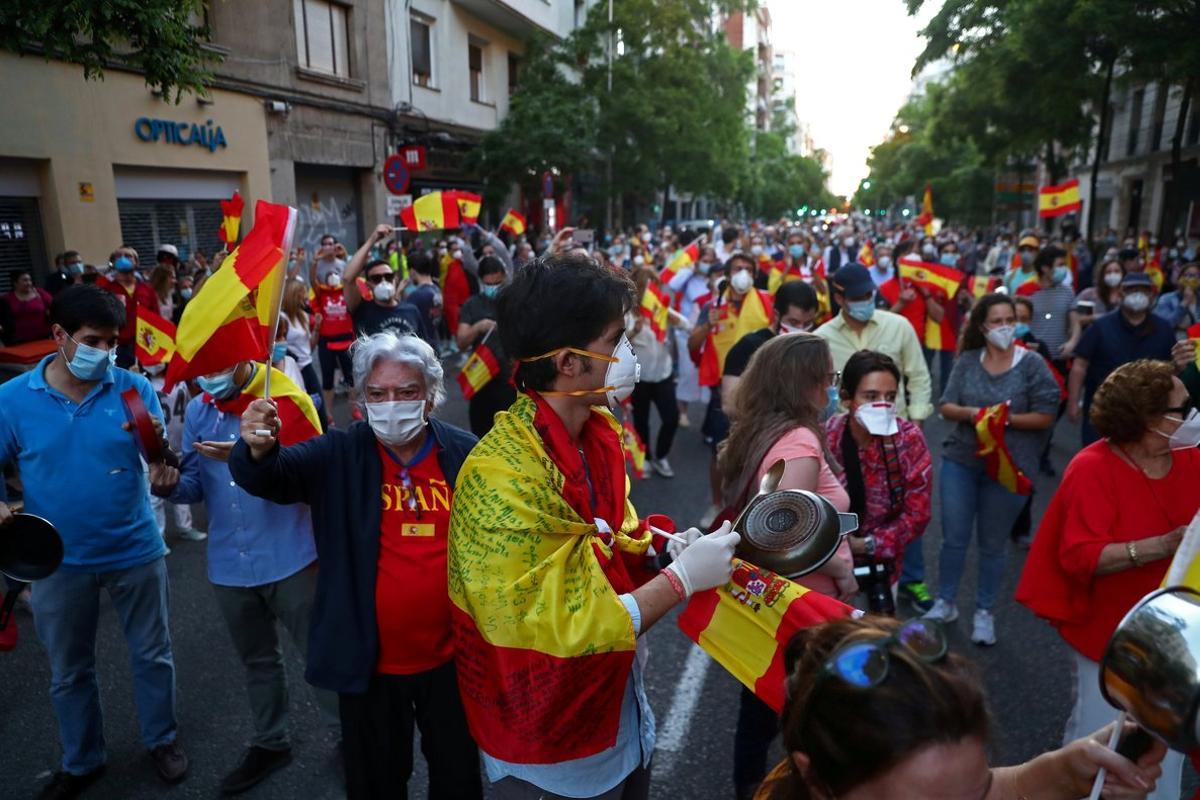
[1126,540,1143,568]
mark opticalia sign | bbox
[134,118,228,152]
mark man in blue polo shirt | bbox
[0,285,188,798]
[1068,271,1192,445]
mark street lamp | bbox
[862,180,872,190]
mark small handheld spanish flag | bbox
[135,306,177,366]
[1037,179,1082,219]
[965,275,1000,300]
[858,239,875,268]
[457,334,502,400]
[639,282,670,343]
[448,190,482,225]
[1188,324,1200,369]
[974,403,1033,496]
[499,209,526,236]
[661,240,700,285]
[400,191,461,232]
[218,191,245,252]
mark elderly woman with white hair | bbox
[229,331,482,799]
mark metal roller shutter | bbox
[117,200,224,265]
[0,197,47,293]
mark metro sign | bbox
[399,145,427,171]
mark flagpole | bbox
[262,208,299,402]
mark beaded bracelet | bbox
[662,567,688,602]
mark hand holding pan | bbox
[121,388,165,463]
[0,514,63,631]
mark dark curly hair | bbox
[1090,359,1177,443]
[959,293,1015,352]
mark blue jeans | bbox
[936,458,1027,611]
[899,533,926,584]
[31,557,178,775]
[924,347,955,400]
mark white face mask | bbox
[985,324,1016,350]
[641,232,652,243]
[373,280,396,301]
[452,250,463,260]
[779,321,812,335]
[751,244,763,256]
[603,334,640,405]
[327,272,343,288]
[1123,292,1151,312]
[842,237,854,248]
[854,401,899,436]
[730,269,754,294]
[877,256,893,270]
[367,400,426,447]
[633,256,645,266]
[1103,272,1123,287]
[1157,408,1200,450]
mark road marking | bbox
[656,643,711,766]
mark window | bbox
[1188,107,1200,147]
[411,17,433,87]
[469,43,484,102]
[507,52,520,96]
[1151,83,1169,151]
[1127,87,1145,157]
[294,0,351,77]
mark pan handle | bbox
[837,513,860,537]
[0,581,28,631]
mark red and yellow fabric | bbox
[756,252,777,278]
[965,275,1000,300]
[500,209,527,236]
[640,282,670,342]
[442,258,470,333]
[1038,179,1082,218]
[898,259,964,352]
[448,393,655,764]
[878,277,926,339]
[678,559,852,713]
[457,341,501,400]
[858,239,876,267]
[165,200,296,389]
[1146,251,1165,290]
[915,184,934,235]
[661,241,700,285]
[1065,249,1079,285]
[400,191,461,232]
[447,191,482,225]
[974,403,1033,496]
[698,289,773,387]
[218,191,245,251]
[135,306,177,366]
[621,410,647,479]
[209,365,321,447]
[1189,324,1200,368]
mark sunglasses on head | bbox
[820,618,948,689]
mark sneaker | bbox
[175,528,207,542]
[923,598,958,623]
[678,415,691,429]
[220,746,292,795]
[699,504,721,530]
[150,740,189,784]
[35,766,106,800]
[651,458,675,478]
[898,581,935,614]
[971,609,997,646]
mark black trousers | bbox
[339,662,482,800]
[630,378,680,460]
[733,686,778,800]
[468,379,517,438]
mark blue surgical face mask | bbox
[1015,322,1031,338]
[63,335,116,382]
[1052,265,1069,285]
[788,244,804,259]
[940,252,959,267]
[180,288,194,300]
[198,368,239,400]
[114,256,135,273]
[823,385,840,421]
[271,342,288,362]
[698,260,713,275]
[480,283,502,299]
[846,298,876,323]
[67,262,84,276]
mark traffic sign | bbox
[383,155,411,195]
[386,194,412,217]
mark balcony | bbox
[450,0,562,38]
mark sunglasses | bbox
[820,619,948,689]
[366,273,392,285]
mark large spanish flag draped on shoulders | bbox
[165,200,296,389]
[209,365,321,447]
[698,288,773,386]
[679,559,852,713]
[448,393,654,764]
[897,258,964,352]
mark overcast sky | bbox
[768,0,940,197]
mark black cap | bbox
[831,264,875,298]
[1118,247,1140,261]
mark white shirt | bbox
[626,313,673,383]
[285,313,313,369]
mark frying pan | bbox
[733,459,859,578]
[0,514,64,631]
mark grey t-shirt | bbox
[939,347,1062,479]
[1029,285,1075,359]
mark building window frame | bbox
[469,39,487,104]
[294,0,354,80]
[411,13,436,89]
[507,51,520,97]
[1127,86,1145,158]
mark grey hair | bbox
[351,332,446,408]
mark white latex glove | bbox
[665,521,740,596]
[665,526,703,561]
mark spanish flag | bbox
[899,259,964,352]
[457,339,501,400]
[639,282,670,342]
[661,240,701,286]
[965,275,1000,300]
[1038,179,1082,218]
[135,306,177,366]
[166,200,296,389]
[698,288,773,386]
[877,276,925,339]
[620,412,647,479]
[678,558,852,713]
[499,209,526,236]
[448,395,653,764]
[1189,324,1200,368]
[1146,250,1165,290]
[448,190,482,225]
[915,184,934,235]
[858,239,876,268]
[217,191,245,251]
[975,403,1033,495]
[210,365,321,447]
[400,191,461,231]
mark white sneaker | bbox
[923,598,958,623]
[699,504,721,530]
[175,528,208,542]
[971,609,997,646]
[651,458,675,478]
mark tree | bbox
[739,107,835,217]
[0,0,218,101]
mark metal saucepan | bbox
[733,459,859,578]
[0,513,63,631]
[1099,586,1200,751]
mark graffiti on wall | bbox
[294,192,359,257]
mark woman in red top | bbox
[1016,359,1200,800]
[0,271,53,343]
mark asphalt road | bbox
[2,371,1194,799]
